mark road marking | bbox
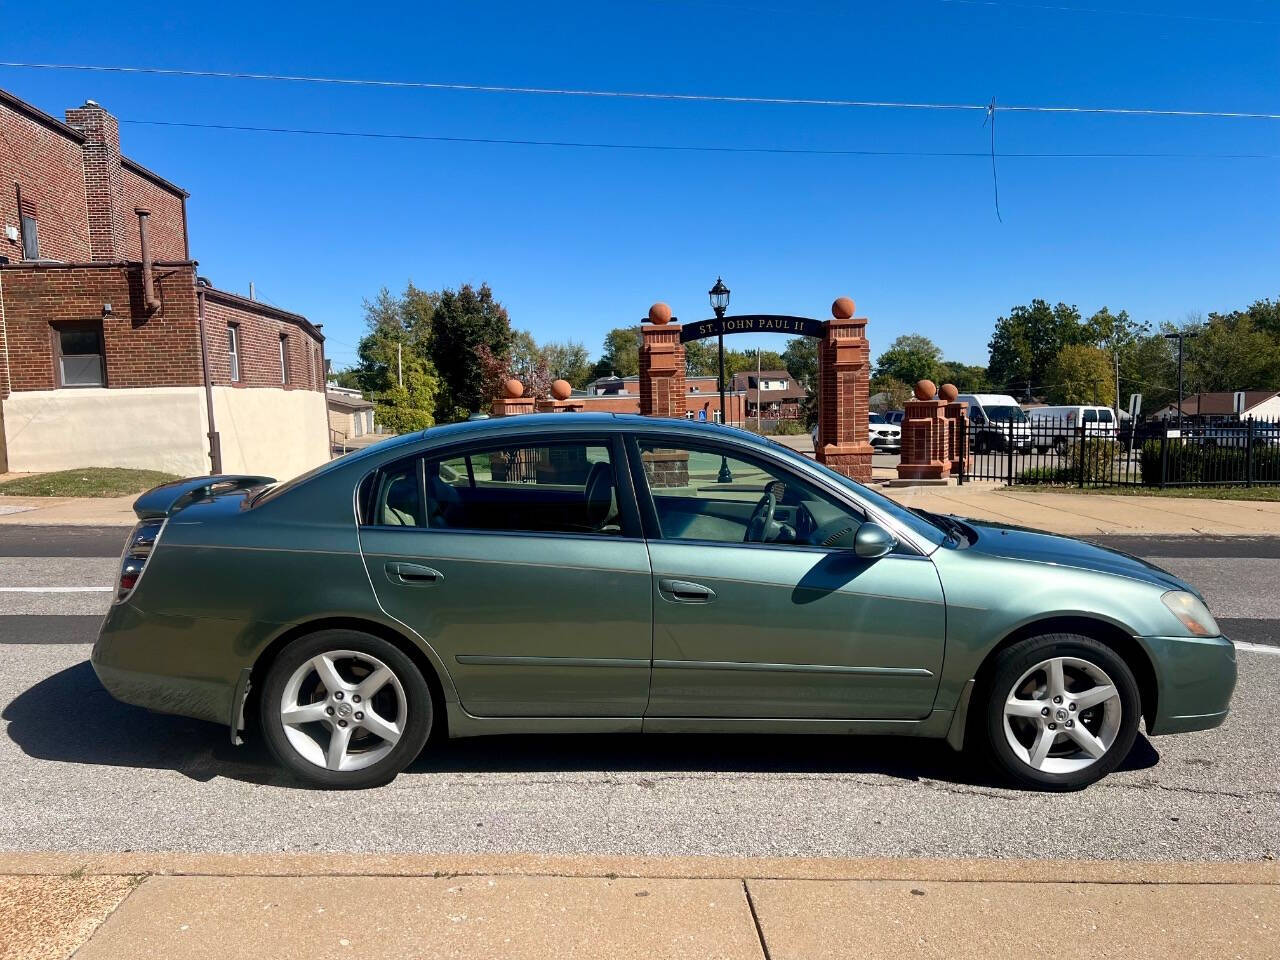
[1234,641,1280,656]
[0,586,112,593]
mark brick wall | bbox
[63,103,127,261]
[122,165,187,261]
[0,96,93,263]
[201,290,325,392]
[0,261,203,396]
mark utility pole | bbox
[397,341,403,388]
[756,347,762,433]
[249,281,255,302]
[1163,329,1200,430]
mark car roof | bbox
[960,394,1020,405]
[417,412,782,448]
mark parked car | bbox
[882,410,905,426]
[957,394,1033,452]
[868,412,902,452]
[95,415,1235,791]
[1027,406,1119,454]
[809,414,901,453]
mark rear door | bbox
[357,434,653,718]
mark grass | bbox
[0,467,181,498]
[1013,484,1280,501]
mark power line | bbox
[119,118,1280,160]
[939,0,1280,26]
[3,61,1279,121]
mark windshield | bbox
[984,405,1027,422]
[767,442,947,547]
[869,413,887,423]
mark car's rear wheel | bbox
[260,629,433,789]
[983,633,1140,791]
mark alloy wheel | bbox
[279,649,407,772]
[1002,656,1122,775]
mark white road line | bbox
[1235,641,1280,656]
[0,586,113,593]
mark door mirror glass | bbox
[853,522,897,559]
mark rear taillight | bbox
[117,518,165,601]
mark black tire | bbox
[260,629,433,789]
[982,633,1140,791]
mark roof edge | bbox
[202,285,323,342]
[122,156,190,199]
[0,87,86,143]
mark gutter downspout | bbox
[135,208,161,315]
[196,284,222,474]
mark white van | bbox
[956,394,1032,452]
[1027,405,1118,453]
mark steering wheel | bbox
[745,490,781,543]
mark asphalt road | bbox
[1,525,1276,861]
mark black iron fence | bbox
[958,415,1280,488]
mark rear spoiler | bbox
[132,475,276,520]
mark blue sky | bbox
[5,0,1277,369]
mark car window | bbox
[358,453,425,527]
[985,405,1027,422]
[1099,409,1114,423]
[636,440,864,548]
[418,441,627,536]
[1083,408,1098,423]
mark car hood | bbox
[957,518,1195,595]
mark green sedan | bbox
[92,414,1235,791]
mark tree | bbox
[987,300,1090,397]
[540,340,593,388]
[1044,344,1116,406]
[724,348,786,381]
[594,326,642,379]
[937,361,989,393]
[429,283,513,420]
[870,376,913,411]
[683,341,719,378]
[782,337,819,390]
[874,334,943,386]
[371,352,438,433]
[1186,311,1280,394]
[1120,331,1177,416]
[348,286,439,431]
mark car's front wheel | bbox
[983,633,1140,790]
[260,629,433,789]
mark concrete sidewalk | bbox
[2,481,1280,537]
[3,853,1276,960]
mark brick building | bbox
[576,374,748,423]
[0,88,328,478]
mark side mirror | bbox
[853,522,898,560]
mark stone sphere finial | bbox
[831,296,855,320]
[502,378,524,399]
[914,379,936,402]
[939,383,959,403]
[648,302,673,325]
[551,379,572,401]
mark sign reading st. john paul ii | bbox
[680,315,825,343]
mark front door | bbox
[630,437,945,720]
[358,435,653,718]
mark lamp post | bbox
[1163,328,1200,429]
[709,276,733,482]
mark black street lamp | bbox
[1163,328,1200,430]
[709,277,733,482]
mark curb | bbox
[1,852,1276,885]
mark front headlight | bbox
[1161,590,1220,638]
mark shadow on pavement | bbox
[5,661,1160,790]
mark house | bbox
[0,89,328,479]
[327,387,377,442]
[729,370,808,421]
[575,374,745,422]
[1152,392,1280,421]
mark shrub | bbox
[1064,438,1122,483]
[1017,465,1076,485]
[1139,438,1280,486]
[772,419,809,436]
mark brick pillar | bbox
[639,302,686,420]
[941,384,968,476]
[897,380,951,481]
[65,101,127,261]
[816,297,873,482]
[492,378,534,416]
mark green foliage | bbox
[1016,439,1121,485]
[1016,465,1077,485]
[540,340,593,388]
[371,353,437,433]
[1185,308,1280,394]
[0,467,181,497]
[1139,439,1280,487]
[1045,344,1116,406]
[348,285,440,430]
[987,300,1091,396]
[782,337,819,390]
[874,334,943,386]
[595,326,642,379]
[683,341,719,378]
[938,361,989,393]
[429,283,512,420]
[772,419,809,436]
[870,376,913,411]
[724,349,786,380]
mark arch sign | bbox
[680,314,825,343]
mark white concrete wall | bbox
[1,385,331,481]
[211,386,330,481]
[0,388,210,474]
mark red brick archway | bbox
[639,297,873,482]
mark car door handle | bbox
[658,578,716,603]
[386,562,444,585]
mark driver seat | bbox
[583,461,620,534]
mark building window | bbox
[279,333,290,384]
[17,193,38,260]
[54,324,105,387]
[227,325,241,382]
